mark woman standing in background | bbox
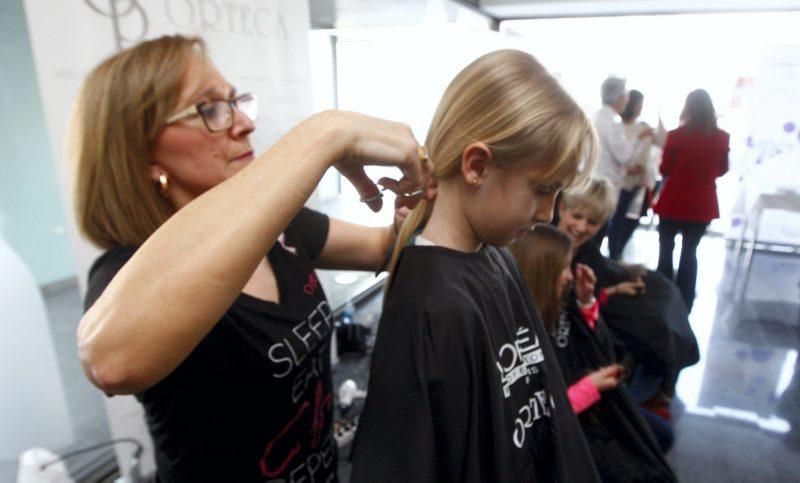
[655,89,729,310]
[608,89,666,261]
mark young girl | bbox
[351,50,600,481]
[511,224,676,482]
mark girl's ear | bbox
[460,142,492,186]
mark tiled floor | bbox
[4,225,799,482]
[621,229,800,482]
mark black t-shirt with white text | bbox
[351,245,599,482]
[85,208,337,482]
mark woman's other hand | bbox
[574,263,597,305]
[326,111,433,212]
[588,364,625,392]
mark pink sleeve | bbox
[599,288,609,306]
[567,376,601,414]
[578,299,600,330]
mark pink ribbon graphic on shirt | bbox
[259,380,333,477]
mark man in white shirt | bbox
[592,77,651,247]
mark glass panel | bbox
[501,12,800,240]
[0,1,114,480]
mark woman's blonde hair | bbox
[73,35,206,249]
[559,176,617,224]
[509,224,573,332]
[388,49,597,278]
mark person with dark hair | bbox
[655,89,730,310]
[593,77,653,247]
[608,90,666,260]
[511,225,676,482]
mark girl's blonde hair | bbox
[73,35,206,249]
[559,176,617,225]
[509,224,573,332]
[388,49,597,278]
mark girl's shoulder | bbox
[389,246,484,300]
[385,245,504,321]
[392,245,489,279]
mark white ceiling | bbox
[480,0,800,19]
[310,0,800,28]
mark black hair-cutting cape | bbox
[573,241,699,385]
[552,299,677,482]
[352,245,599,482]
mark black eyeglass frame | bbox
[165,93,257,133]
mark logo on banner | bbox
[84,0,149,51]
[164,0,289,40]
[85,0,290,49]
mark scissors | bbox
[360,145,429,204]
[359,187,425,204]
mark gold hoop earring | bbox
[159,174,169,195]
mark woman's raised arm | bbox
[78,111,423,394]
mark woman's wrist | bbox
[308,110,351,169]
[374,224,397,274]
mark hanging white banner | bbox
[24,0,313,285]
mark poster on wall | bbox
[746,45,800,177]
[22,1,314,477]
[733,45,800,245]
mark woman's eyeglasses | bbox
[165,93,258,132]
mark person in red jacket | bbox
[654,89,729,310]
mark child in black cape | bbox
[351,50,601,482]
[511,224,677,482]
[555,178,699,419]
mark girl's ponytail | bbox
[385,197,434,291]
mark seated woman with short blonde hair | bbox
[554,177,698,427]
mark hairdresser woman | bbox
[75,35,428,482]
